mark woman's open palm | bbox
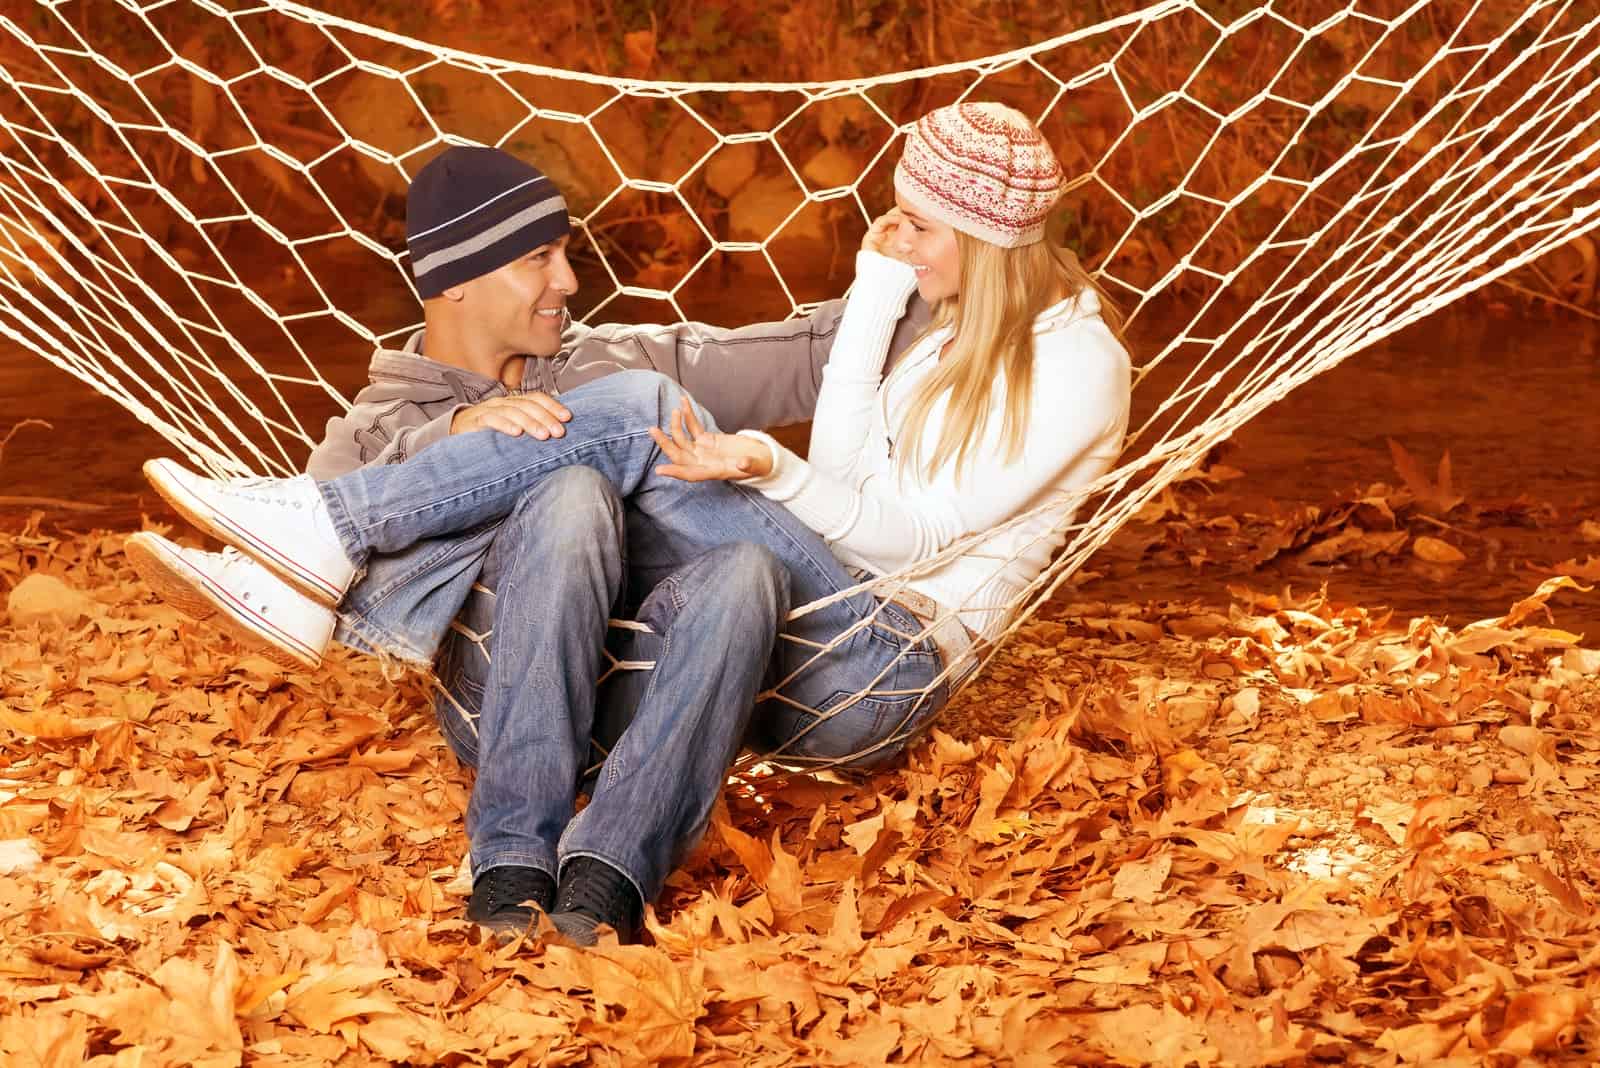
[650,398,773,482]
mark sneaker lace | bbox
[222,475,312,508]
[557,860,639,924]
[483,867,550,914]
[213,546,259,577]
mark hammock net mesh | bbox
[2,0,1597,760]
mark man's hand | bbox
[451,393,571,439]
[650,397,773,482]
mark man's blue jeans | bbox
[318,372,949,887]
[419,466,787,903]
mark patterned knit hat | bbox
[406,145,570,299]
[893,102,1065,248]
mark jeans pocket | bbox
[787,688,926,766]
[864,598,943,661]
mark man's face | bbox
[459,235,578,357]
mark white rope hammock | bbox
[2,0,1596,748]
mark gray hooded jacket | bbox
[306,296,932,480]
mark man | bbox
[128,146,930,945]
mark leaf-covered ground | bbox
[3,444,1598,1066]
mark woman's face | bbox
[892,195,961,303]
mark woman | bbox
[140,102,1129,771]
[654,101,1131,763]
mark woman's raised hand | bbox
[861,208,909,262]
[650,397,773,482]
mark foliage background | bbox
[3,4,1600,1065]
[6,0,1593,336]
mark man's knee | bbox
[487,467,624,570]
[511,465,620,528]
[603,369,718,432]
[640,541,787,631]
[544,464,621,507]
[705,542,789,617]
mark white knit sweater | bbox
[739,250,1131,637]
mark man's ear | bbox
[439,282,468,303]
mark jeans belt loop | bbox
[884,587,979,686]
[847,567,982,686]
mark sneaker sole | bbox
[126,533,322,672]
[549,911,604,947]
[472,917,535,947]
[143,459,346,608]
[465,904,546,947]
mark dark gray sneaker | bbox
[466,865,555,945]
[549,857,643,946]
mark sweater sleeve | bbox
[305,395,464,479]
[556,279,934,432]
[559,307,838,432]
[738,322,1129,576]
[802,250,919,480]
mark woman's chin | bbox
[915,275,955,303]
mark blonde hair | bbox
[894,231,1123,484]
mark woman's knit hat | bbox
[406,145,570,299]
[893,102,1065,248]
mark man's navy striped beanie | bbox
[406,146,570,299]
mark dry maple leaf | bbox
[1493,987,1589,1055]
[281,964,402,1035]
[1387,439,1466,514]
[0,1010,88,1068]
[1548,554,1600,582]
[580,948,705,1061]
[151,942,245,1065]
[10,525,1600,1067]
[1495,574,1593,629]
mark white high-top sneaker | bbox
[125,531,336,671]
[143,458,356,607]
